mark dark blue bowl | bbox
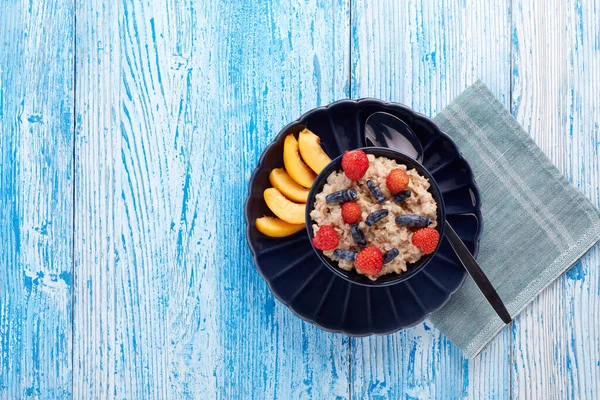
[244,99,482,335]
[306,147,446,287]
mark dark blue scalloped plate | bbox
[245,99,482,335]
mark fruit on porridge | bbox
[366,180,385,203]
[411,227,440,255]
[310,150,439,280]
[350,223,367,246]
[325,189,358,203]
[382,248,400,264]
[341,149,369,180]
[354,246,383,276]
[341,202,362,224]
[365,209,389,226]
[393,190,411,203]
[386,168,409,194]
[395,214,432,227]
[333,249,358,261]
[311,225,339,250]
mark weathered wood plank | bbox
[74,0,350,398]
[350,0,512,398]
[0,0,74,398]
[216,1,351,397]
[511,0,600,398]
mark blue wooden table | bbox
[1,0,599,398]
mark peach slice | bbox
[298,128,331,174]
[283,134,316,188]
[256,216,305,238]
[269,168,310,203]
[264,187,306,225]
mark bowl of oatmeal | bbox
[306,147,446,287]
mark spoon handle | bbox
[444,220,512,324]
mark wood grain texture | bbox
[511,0,600,398]
[1,0,599,397]
[350,1,512,398]
[216,1,351,398]
[0,0,74,398]
[73,0,350,398]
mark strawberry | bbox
[355,246,383,275]
[341,202,362,224]
[386,168,409,194]
[312,225,339,251]
[411,228,440,254]
[341,150,369,180]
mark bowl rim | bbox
[305,147,447,287]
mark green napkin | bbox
[429,81,600,358]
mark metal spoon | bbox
[365,112,424,163]
[364,112,511,324]
[444,222,511,323]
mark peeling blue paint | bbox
[27,114,43,123]
[575,0,584,46]
[462,358,469,398]
[313,55,321,106]
[566,261,587,281]
[59,271,72,287]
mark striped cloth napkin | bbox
[429,81,600,358]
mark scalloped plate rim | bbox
[244,98,481,336]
